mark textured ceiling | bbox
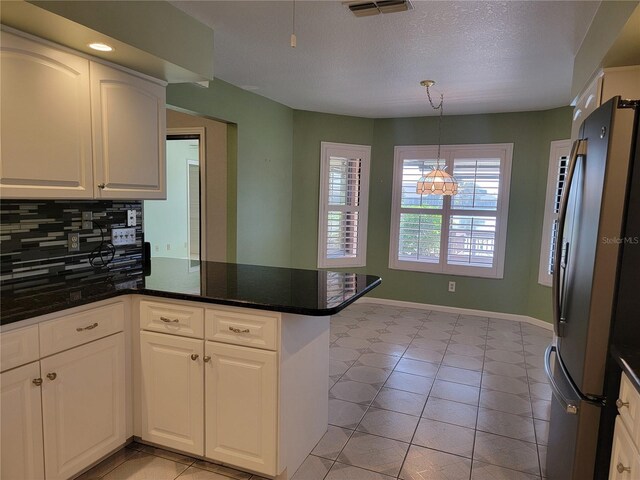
[171,0,600,118]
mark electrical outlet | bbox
[448,281,456,293]
[127,209,137,227]
[111,228,136,246]
[68,233,80,252]
[82,211,93,221]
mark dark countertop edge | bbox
[1,277,383,325]
[611,344,640,393]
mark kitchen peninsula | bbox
[0,259,381,480]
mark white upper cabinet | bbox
[0,31,93,198]
[0,30,166,200]
[91,62,166,199]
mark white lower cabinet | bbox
[0,361,45,480]
[41,333,126,480]
[205,341,277,476]
[1,302,127,480]
[610,372,640,480]
[136,300,330,479]
[139,331,204,455]
[609,416,640,479]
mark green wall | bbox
[167,80,293,267]
[290,107,572,321]
[291,110,375,268]
[167,78,571,322]
[525,108,574,321]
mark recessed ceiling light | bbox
[88,42,114,52]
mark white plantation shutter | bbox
[447,157,501,269]
[390,144,512,278]
[318,142,370,268]
[397,158,443,263]
[539,140,571,286]
[549,156,568,273]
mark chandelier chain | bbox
[425,84,444,167]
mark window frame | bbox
[389,143,513,279]
[317,141,371,268]
[538,139,572,286]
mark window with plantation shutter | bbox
[538,139,571,286]
[389,144,513,278]
[318,142,371,268]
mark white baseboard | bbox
[355,297,553,331]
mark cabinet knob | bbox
[97,183,106,189]
[616,398,629,409]
[32,378,43,386]
[191,354,199,361]
[203,356,211,363]
[160,316,179,323]
[46,372,57,381]
[617,463,631,474]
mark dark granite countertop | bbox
[0,258,381,325]
[611,344,640,393]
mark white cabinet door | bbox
[0,31,93,199]
[90,62,166,199]
[0,362,45,480]
[41,333,125,480]
[609,417,640,480]
[205,341,277,476]
[140,331,204,455]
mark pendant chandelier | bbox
[416,80,458,196]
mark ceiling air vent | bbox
[344,0,413,17]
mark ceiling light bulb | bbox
[88,42,114,52]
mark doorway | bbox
[144,128,206,267]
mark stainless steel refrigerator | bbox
[545,96,640,480]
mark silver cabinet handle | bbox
[46,373,57,381]
[203,356,211,363]
[616,398,629,409]
[617,463,631,474]
[97,183,106,189]
[33,378,43,386]
[191,354,199,361]
[160,316,179,323]
[228,326,250,334]
[76,322,98,332]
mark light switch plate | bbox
[112,228,136,246]
[127,210,137,227]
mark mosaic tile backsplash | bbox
[0,200,144,291]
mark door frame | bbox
[166,127,207,263]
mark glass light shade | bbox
[416,168,458,196]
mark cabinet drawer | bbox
[618,372,640,449]
[609,416,640,480]
[140,301,204,339]
[0,325,39,372]
[205,309,278,351]
[39,302,124,357]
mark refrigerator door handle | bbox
[544,345,606,414]
[552,139,586,337]
[544,344,579,414]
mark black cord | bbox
[89,220,116,267]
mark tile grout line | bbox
[394,310,457,479]
[459,314,488,480]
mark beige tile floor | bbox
[75,303,553,480]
